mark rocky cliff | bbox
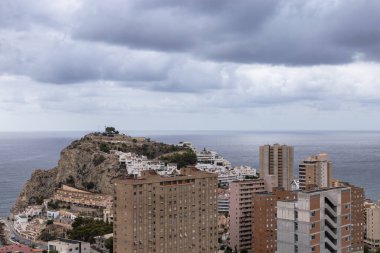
[12,133,188,214]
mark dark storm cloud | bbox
[1,0,380,96]
[73,0,279,52]
[73,0,380,65]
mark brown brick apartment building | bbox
[251,188,297,253]
[113,167,218,253]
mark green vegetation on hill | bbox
[67,217,113,243]
[40,229,57,241]
[160,150,197,168]
[97,140,186,160]
[105,237,113,253]
[99,143,110,153]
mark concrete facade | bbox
[260,144,294,191]
[252,188,297,253]
[276,187,352,253]
[113,167,218,253]
[365,204,380,251]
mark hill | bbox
[12,132,193,214]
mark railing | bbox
[325,197,337,212]
[325,203,337,218]
[325,230,337,245]
[325,237,338,252]
[325,215,337,233]
[324,225,338,240]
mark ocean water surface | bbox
[0,131,379,217]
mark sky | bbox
[1,0,380,131]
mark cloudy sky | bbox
[1,0,380,131]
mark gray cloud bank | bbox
[73,0,380,65]
[1,0,380,85]
[0,0,380,130]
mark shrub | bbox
[93,155,106,166]
[99,143,110,153]
[68,217,113,243]
[83,182,95,190]
[160,150,197,168]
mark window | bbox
[311,211,316,217]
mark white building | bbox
[14,214,28,232]
[103,204,113,223]
[196,148,231,171]
[48,238,90,253]
[291,179,300,191]
[217,166,257,185]
[217,194,229,213]
[24,205,43,217]
[177,141,195,150]
[115,151,179,176]
[47,210,60,220]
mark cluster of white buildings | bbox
[115,151,178,176]
[195,148,231,171]
[115,143,258,184]
[194,147,257,185]
[13,205,44,240]
[14,214,46,241]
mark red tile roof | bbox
[0,244,33,253]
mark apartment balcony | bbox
[325,203,337,219]
[325,236,338,253]
[325,196,337,212]
[325,225,338,240]
[325,215,337,234]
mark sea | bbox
[0,131,380,218]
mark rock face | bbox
[12,133,186,214]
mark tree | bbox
[105,237,113,253]
[83,181,95,190]
[160,150,197,168]
[67,217,113,243]
[240,250,248,253]
[99,143,110,153]
[224,247,233,253]
[105,127,116,133]
[47,200,59,210]
[39,230,56,241]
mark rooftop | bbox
[115,167,217,185]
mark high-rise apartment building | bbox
[277,187,352,253]
[229,179,265,252]
[251,188,297,253]
[365,204,380,251]
[113,167,218,253]
[347,184,365,253]
[298,153,333,190]
[259,144,294,191]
